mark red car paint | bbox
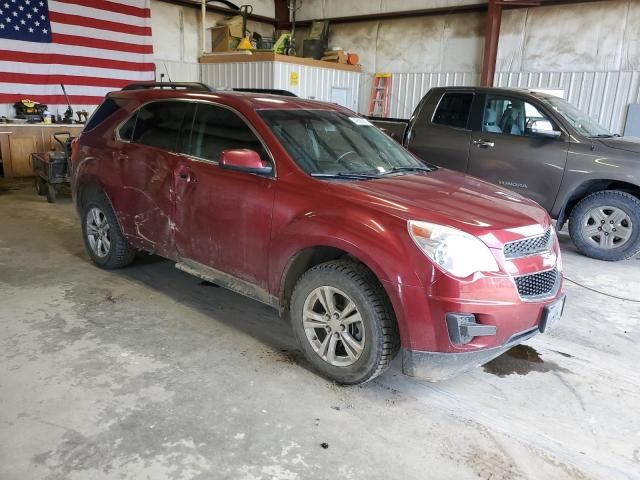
[71,89,563,380]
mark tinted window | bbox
[131,101,195,151]
[118,113,137,141]
[432,93,473,128]
[190,104,267,162]
[85,98,122,132]
[483,95,558,137]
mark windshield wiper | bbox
[310,172,381,180]
[589,134,618,138]
[379,166,432,175]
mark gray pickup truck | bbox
[372,87,640,261]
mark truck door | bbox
[407,91,475,172]
[467,94,568,211]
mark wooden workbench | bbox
[0,124,84,178]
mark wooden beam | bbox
[155,0,277,25]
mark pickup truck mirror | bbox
[529,120,561,139]
[219,149,273,175]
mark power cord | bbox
[564,276,640,303]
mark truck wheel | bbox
[569,190,640,261]
[290,259,399,384]
[81,191,136,269]
[35,177,46,196]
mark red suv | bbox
[71,82,565,384]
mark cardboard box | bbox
[220,15,243,38]
[210,25,240,52]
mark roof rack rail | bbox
[122,82,214,92]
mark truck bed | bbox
[368,117,409,143]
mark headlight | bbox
[408,221,500,278]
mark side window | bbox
[118,113,137,141]
[130,101,194,151]
[482,95,556,137]
[432,93,473,129]
[189,104,268,162]
[85,98,122,132]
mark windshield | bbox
[542,95,612,137]
[258,109,429,177]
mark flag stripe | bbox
[1,40,154,63]
[52,22,152,45]
[52,33,153,54]
[54,0,151,19]
[0,50,155,72]
[0,82,119,97]
[0,72,136,88]
[0,61,154,81]
[49,1,149,25]
[0,93,107,104]
[49,11,152,37]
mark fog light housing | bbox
[446,313,497,345]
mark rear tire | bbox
[81,190,136,269]
[290,259,399,384]
[568,190,640,261]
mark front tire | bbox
[569,190,640,261]
[81,191,136,269]
[290,259,399,384]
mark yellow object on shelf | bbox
[237,36,253,50]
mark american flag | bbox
[0,0,154,107]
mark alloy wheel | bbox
[86,207,112,258]
[302,286,365,367]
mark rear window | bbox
[84,98,122,132]
[432,92,473,129]
[129,101,195,152]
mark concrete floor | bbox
[1,184,639,480]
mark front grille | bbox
[503,228,553,259]
[514,268,559,300]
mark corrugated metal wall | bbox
[154,59,201,83]
[201,62,360,112]
[494,71,640,135]
[384,70,640,134]
[201,62,274,89]
[384,72,480,119]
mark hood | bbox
[599,136,640,154]
[332,169,550,248]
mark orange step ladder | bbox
[368,73,392,117]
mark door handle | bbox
[472,139,495,148]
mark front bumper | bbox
[402,327,539,381]
[401,292,565,381]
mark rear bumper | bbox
[402,327,539,382]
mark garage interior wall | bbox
[2,0,639,134]
[294,0,640,134]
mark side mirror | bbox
[529,120,561,139]
[219,149,273,175]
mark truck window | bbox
[483,95,557,137]
[130,101,195,152]
[432,93,473,129]
[189,104,268,162]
